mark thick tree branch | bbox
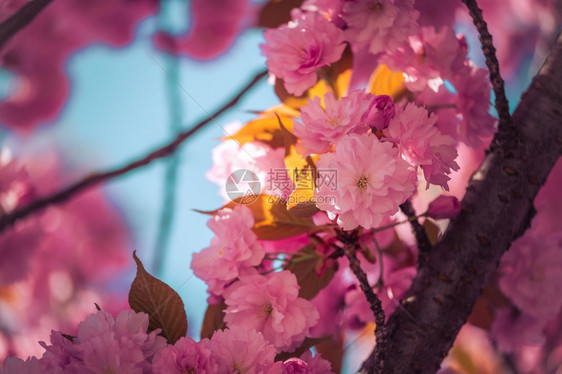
[0,0,54,50]
[362,34,562,374]
[0,70,268,233]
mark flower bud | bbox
[366,94,395,130]
[427,195,460,219]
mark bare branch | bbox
[460,0,515,151]
[0,0,54,50]
[0,69,268,233]
[362,33,562,374]
[399,201,432,266]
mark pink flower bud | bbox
[366,95,395,130]
[427,195,461,219]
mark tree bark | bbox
[362,33,562,374]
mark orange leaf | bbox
[128,251,187,344]
[368,64,408,100]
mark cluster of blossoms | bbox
[0,149,131,360]
[1,310,333,373]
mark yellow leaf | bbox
[368,64,408,99]
[223,116,294,148]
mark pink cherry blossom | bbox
[152,337,223,374]
[36,310,166,373]
[426,195,461,219]
[191,205,265,297]
[154,0,251,60]
[0,0,157,131]
[498,231,562,319]
[384,103,459,190]
[414,0,462,29]
[208,326,276,373]
[293,90,373,155]
[262,10,346,96]
[268,350,334,373]
[382,26,468,92]
[452,66,497,147]
[0,357,44,374]
[206,135,291,201]
[315,133,416,230]
[490,308,546,353]
[342,0,419,55]
[365,94,395,130]
[223,271,319,351]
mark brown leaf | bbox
[200,301,226,339]
[316,333,344,373]
[286,246,337,299]
[128,251,187,344]
[423,219,441,245]
[256,0,304,28]
[275,335,332,362]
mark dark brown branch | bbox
[345,244,386,373]
[0,0,54,50]
[0,69,268,233]
[399,201,432,266]
[363,33,562,374]
[460,0,515,151]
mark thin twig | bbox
[345,243,386,373]
[0,0,54,50]
[0,69,268,233]
[399,200,432,266]
[460,0,515,150]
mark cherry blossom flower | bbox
[490,309,546,354]
[262,10,346,96]
[498,231,562,319]
[0,357,43,374]
[453,66,497,147]
[365,94,395,130]
[0,0,157,131]
[315,133,416,230]
[384,103,459,190]
[191,206,265,297]
[293,90,373,155]
[382,26,468,92]
[208,326,276,373]
[152,337,223,374]
[223,271,319,351]
[206,135,291,200]
[36,310,166,373]
[268,350,334,373]
[342,0,419,55]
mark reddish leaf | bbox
[128,251,187,344]
[286,246,337,299]
[200,301,226,339]
[316,333,344,373]
[257,0,305,28]
[275,335,332,362]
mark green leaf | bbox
[200,301,227,339]
[286,246,337,300]
[128,251,188,344]
[275,335,332,362]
